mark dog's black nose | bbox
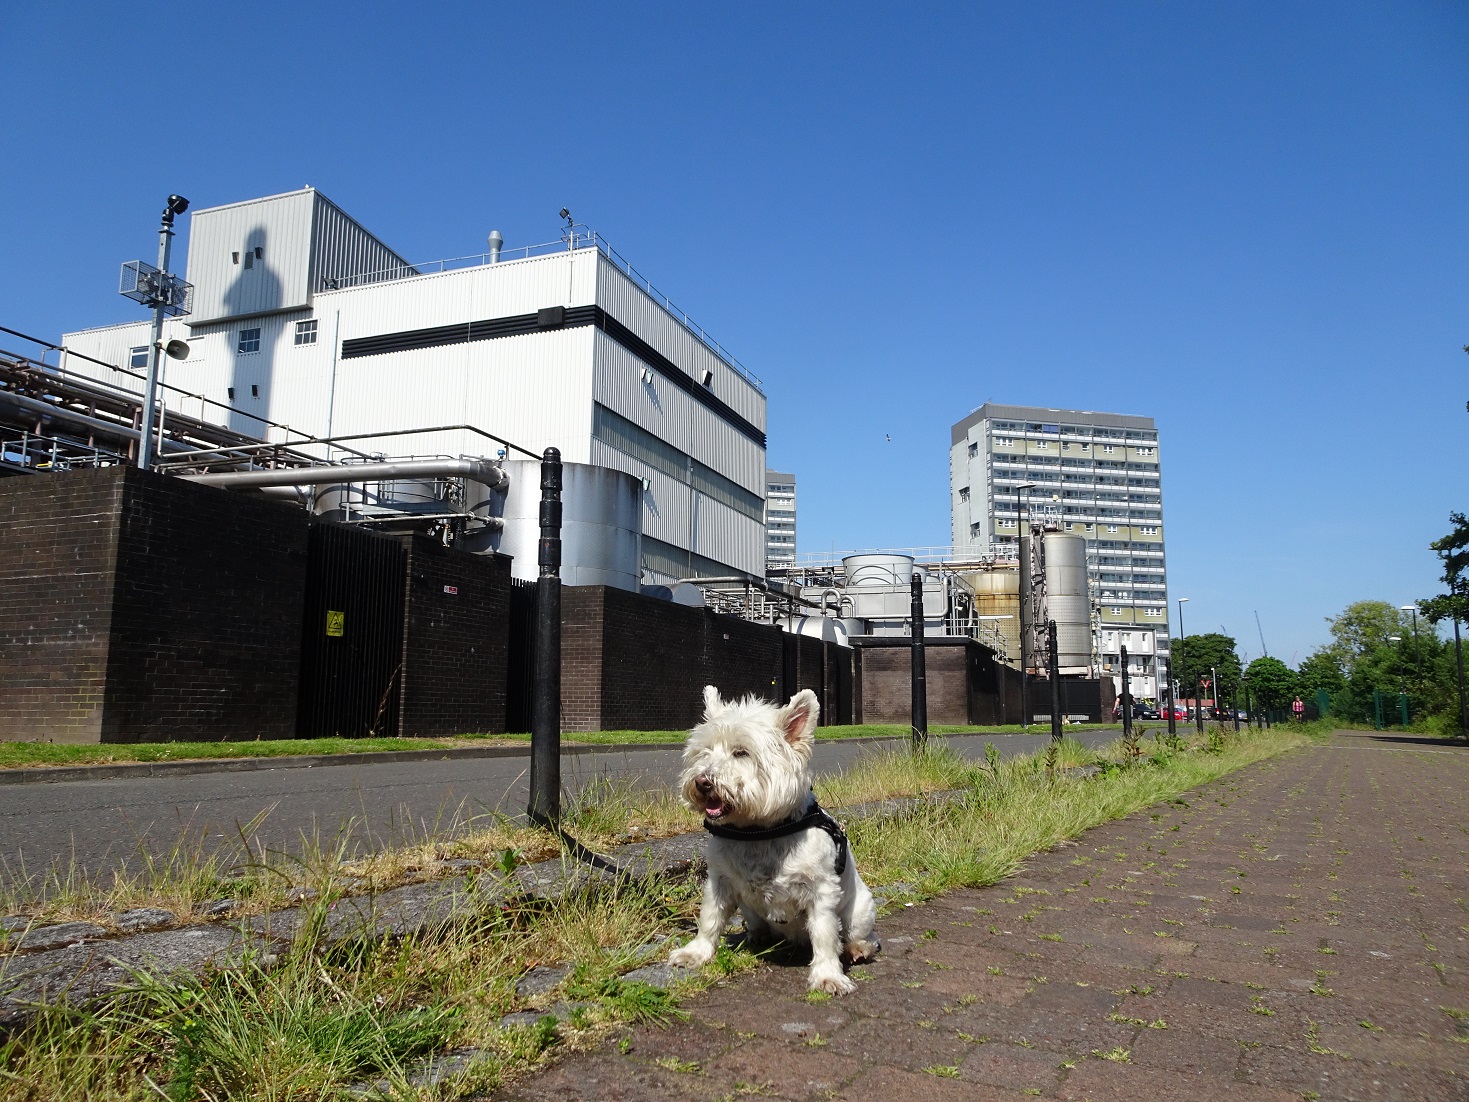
[695,774,715,794]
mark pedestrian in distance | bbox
[1292,696,1305,723]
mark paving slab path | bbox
[493,730,1469,1101]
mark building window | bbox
[1145,608,1162,617]
[1106,524,1119,533]
[1110,607,1123,615]
[237,328,262,354]
[294,319,318,346]
[968,442,979,456]
[1103,444,1116,453]
[958,487,969,502]
[1139,526,1157,535]
[129,346,148,369]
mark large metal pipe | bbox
[0,390,193,454]
[183,456,509,491]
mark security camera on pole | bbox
[119,195,193,470]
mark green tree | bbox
[1419,512,1469,627]
[1244,656,1296,711]
[1295,648,1345,697]
[1417,512,1469,733]
[1169,633,1242,703]
[1325,601,1411,678]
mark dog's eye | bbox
[731,748,749,758]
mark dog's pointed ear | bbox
[702,685,724,719]
[779,689,820,754]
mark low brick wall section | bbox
[0,467,308,743]
[561,586,787,732]
[398,538,511,737]
[0,468,125,742]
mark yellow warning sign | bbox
[326,610,345,637]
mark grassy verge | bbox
[0,724,1309,1101]
[0,723,1119,770]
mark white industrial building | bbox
[60,188,767,582]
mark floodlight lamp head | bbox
[167,195,190,216]
[559,207,570,220]
[163,339,190,361]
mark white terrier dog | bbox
[668,686,879,994]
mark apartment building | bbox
[765,470,796,571]
[949,403,1168,698]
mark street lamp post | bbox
[1016,481,1037,727]
[1400,605,1423,701]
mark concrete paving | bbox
[0,730,1119,881]
[493,730,1469,1102]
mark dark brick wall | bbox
[778,634,854,726]
[398,538,511,737]
[854,640,974,725]
[0,468,125,742]
[560,586,785,732]
[101,468,308,743]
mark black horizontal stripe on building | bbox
[340,305,765,447]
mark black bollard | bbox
[1048,620,1062,743]
[1120,644,1132,740]
[911,571,928,750]
[528,448,563,826]
[1166,658,1177,738]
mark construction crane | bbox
[1254,610,1269,658]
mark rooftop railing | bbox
[318,227,762,391]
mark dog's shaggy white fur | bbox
[668,686,879,994]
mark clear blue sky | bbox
[3,2,1465,666]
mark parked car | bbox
[1134,705,1160,720]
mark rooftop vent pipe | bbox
[487,230,503,263]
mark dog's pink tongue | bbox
[705,801,725,819]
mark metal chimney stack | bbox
[487,230,503,264]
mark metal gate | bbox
[296,522,407,738]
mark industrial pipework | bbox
[183,456,509,493]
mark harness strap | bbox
[703,802,849,876]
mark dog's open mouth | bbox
[702,797,728,819]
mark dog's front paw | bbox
[808,968,857,996]
[669,940,715,968]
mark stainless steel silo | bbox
[1042,532,1093,673]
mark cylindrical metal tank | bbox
[495,460,643,591]
[959,564,1021,667]
[842,553,915,587]
[1042,532,1092,671]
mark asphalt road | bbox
[0,731,1123,883]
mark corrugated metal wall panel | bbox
[309,192,415,293]
[596,255,764,430]
[690,494,764,576]
[185,190,316,324]
[590,440,693,549]
[591,332,764,494]
[324,326,595,462]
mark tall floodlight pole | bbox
[121,195,193,470]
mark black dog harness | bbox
[702,800,850,876]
